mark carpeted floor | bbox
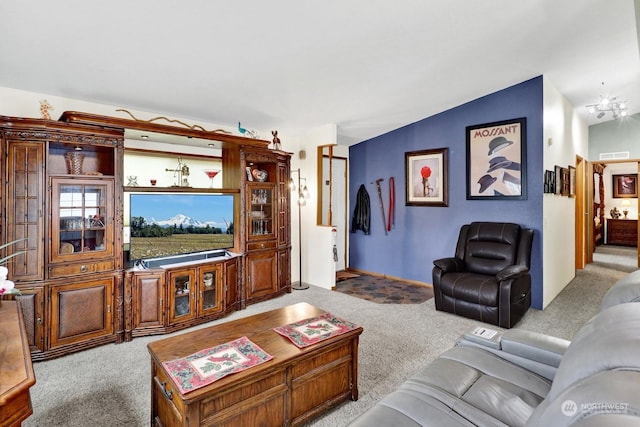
[22,251,635,427]
[334,272,434,304]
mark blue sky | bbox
[130,194,234,225]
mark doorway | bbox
[318,148,348,273]
[587,159,639,269]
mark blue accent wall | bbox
[348,76,544,309]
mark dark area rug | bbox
[334,273,434,304]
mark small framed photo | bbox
[405,147,448,207]
[466,117,526,200]
[612,174,637,198]
[245,166,253,181]
[560,167,570,196]
[568,165,576,197]
[554,165,562,195]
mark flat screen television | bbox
[129,193,234,262]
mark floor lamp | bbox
[290,168,310,290]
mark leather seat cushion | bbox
[438,272,499,306]
[350,346,551,427]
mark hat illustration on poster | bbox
[478,174,497,193]
[488,136,513,155]
[487,156,520,173]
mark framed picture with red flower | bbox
[466,117,527,200]
[405,147,449,207]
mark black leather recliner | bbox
[432,222,534,328]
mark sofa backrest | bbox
[600,269,640,312]
[526,303,640,425]
[456,222,531,276]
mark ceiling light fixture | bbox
[586,82,628,120]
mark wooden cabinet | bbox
[1,112,292,359]
[125,256,239,339]
[0,116,124,360]
[606,218,638,246]
[130,271,165,335]
[243,148,291,305]
[49,277,115,350]
[14,288,45,354]
[50,178,114,263]
[5,141,44,281]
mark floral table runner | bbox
[162,336,273,394]
[273,312,360,348]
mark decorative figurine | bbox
[165,157,191,187]
[238,121,258,139]
[610,206,621,219]
[271,130,282,150]
[40,99,54,120]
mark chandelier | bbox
[586,83,628,119]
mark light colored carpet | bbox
[23,253,635,427]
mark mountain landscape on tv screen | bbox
[145,213,229,232]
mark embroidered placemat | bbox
[162,336,273,394]
[273,312,360,348]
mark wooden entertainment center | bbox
[0,112,291,360]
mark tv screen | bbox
[129,193,234,261]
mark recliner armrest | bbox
[500,329,569,368]
[433,257,465,273]
[496,264,529,281]
[456,327,570,380]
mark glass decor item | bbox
[204,169,220,188]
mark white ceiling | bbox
[1,1,639,145]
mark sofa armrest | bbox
[456,327,570,381]
[500,329,569,368]
[433,257,465,274]
[496,264,529,281]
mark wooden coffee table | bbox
[148,302,363,426]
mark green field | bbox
[130,233,233,260]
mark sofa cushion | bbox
[600,269,640,311]
[349,345,551,427]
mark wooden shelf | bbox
[124,186,240,193]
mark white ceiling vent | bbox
[599,152,630,160]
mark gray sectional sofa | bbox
[348,271,640,426]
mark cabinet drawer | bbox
[247,240,277,251]
[49,260,115,278]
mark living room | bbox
[1,1,640,426]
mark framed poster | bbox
[405,147,448,206]
[466,117,526,200]
[612,174,637,198]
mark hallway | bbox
[592,245,638,273]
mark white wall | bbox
[542,78,589,308]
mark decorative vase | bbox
[65,151,85,175]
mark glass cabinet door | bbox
[168,269,196,323]
[199,265,223,315]
[51,178,113,262]
[247,184,275,240]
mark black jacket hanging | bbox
[351,184,371,235]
